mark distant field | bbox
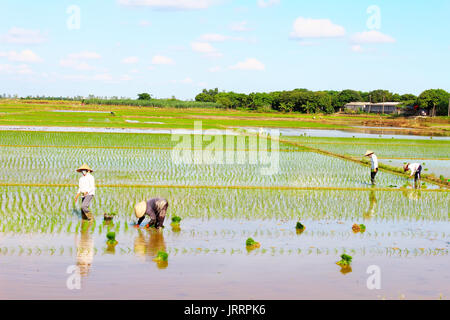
[1,99,448,132]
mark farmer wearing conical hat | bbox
[134,198,169,229]
[74,164,95,220]
[364,150,378,185]
[403,162,422,188]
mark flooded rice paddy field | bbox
[0,131,448,299]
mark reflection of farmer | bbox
[74,164,95,220]
[364,150,378,185]
[364,190,377,219]
[402,189,421,200]
[133,228,166,259]
[134,198,169,229]
[75,221,94,277]
[403,163,422,188]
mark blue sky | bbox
[0,0,449,99]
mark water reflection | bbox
[402,189,422,200]
[75,221,94,277]
[363,191,377,219]
[339,266,352,275]
[134,228,167,268]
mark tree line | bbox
[195,88,450,116]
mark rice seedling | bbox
[245,237,261,250]
[106,231,118,246]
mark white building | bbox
[344,102,405,114]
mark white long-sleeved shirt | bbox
[408,163,421,177]
[78,173,95,196]
[370,154,378,170]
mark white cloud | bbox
[0,63,33,75]
[118,0,215,10]
[59,51,101,70]
[229,58,265,71]
[0,50,43,63]
[290,17,345,39]
[1,27,47,44]
[230,21,252,32]
[351,30,396,44]
[199,33,244,42]
[152,55,175,65]
[191,41,222,57]
[257,0,280,8]
[122,56,139,64]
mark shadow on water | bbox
[75,220,94,278]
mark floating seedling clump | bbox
[246,237,261,250]
[336,254,352,267]
[106,231,118,246]
[170,215,182,231]
[153,250,169,269]
[352,224,366,233]
[104,212,117,221]
[153,250,168,262]
[295,222,305,234]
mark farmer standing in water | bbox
[403,162,422,188]
[74,164,95,220]
[364,150,378,185]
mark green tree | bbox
[137,93,151,100]
[417,89,449,116]
[335,90,363,109]
[368,89,392,103]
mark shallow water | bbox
[1,125,449,140]
[0,129,448,299]
[276,128,449,140]
[0,217,448,299]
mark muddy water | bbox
[0,218,448,299]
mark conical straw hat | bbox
[364,150,374,156]
[134,201,147,219]
[76,164,93,172]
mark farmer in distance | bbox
[134,198,169,229]
[74,164,96,220]
[403,162,423,188]
[364,150,378,185]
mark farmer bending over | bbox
[134,198,169,229]
[364,150,378,185]
[74,164,95,220]
[403,163,422,188]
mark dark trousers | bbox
[414,165,422,182]
[81,195,94,220]
[371,170,378,184]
